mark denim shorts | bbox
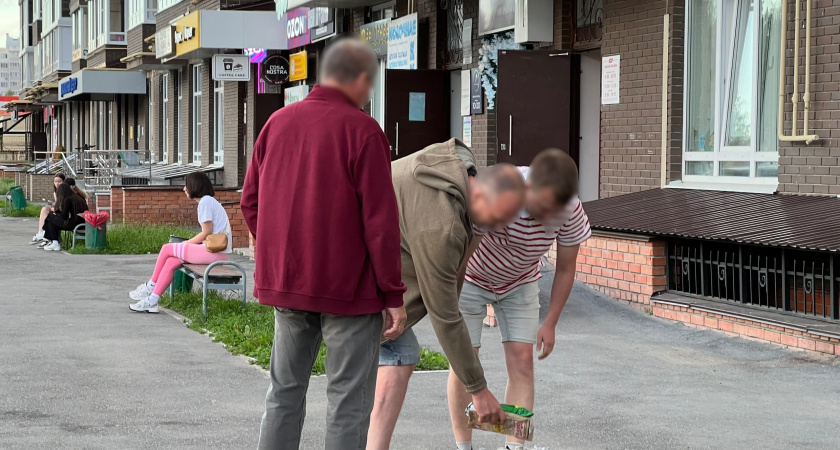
[460,281,541,347]
[379,328,421,366]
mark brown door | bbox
[496,51,580,166]
[385,69,449,160]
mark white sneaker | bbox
[43,241,62,251]
[129,283,153,300]
[30,233,45,244]
[129,298,159,313]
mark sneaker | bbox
[129,298,159,314]
[30,233,45,244]
[129,283,153,301]
[37,240,49,248]
[43,241,62,251]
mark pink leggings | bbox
[150,243,228,296]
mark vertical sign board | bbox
[470,68,484,115]
[360,19,389,59]
[463,116,472,147]
[388,14,418,69]
[289,51,308,82]
[601,55,620,105]
[460,70,471,116]
[308,8,336,43]
[462,19,473,64]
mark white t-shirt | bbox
[465,167,592,295]
[198,195,232,254]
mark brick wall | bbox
[0,169,18,178]
[23,173,57,203]
[113,186,249,249]
[777,0,840,195]
[575,232,667,305]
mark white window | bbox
[213,80,224,164]
[191,64,202,164]
[176,69,182,163]
[683,0,782,187]
[157,0,184,14]
[128,0,157,30]
[87,0,125,50]
[73,7,87,60]
[162,73,169,162]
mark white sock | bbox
[36,230,44,238]
[148,294,160,304]
[455,442,472,450]
[52,240,59,245]
[505,443,525,450]
[147,280,156,289]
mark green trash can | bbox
[169,235,194,293]
[10,186,26,210]
[85,222,107,249]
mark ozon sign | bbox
[284,8,311,48]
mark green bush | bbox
[159,292,450,375]
[69,223,197,255]
[0,178,15,195]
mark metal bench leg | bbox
[202,275,210,317]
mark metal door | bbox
[385,69,449,160]
[496,51,580,166]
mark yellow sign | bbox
[289,51,308,82]
[174,11,201,57]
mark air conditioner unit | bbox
[514,0,553,44]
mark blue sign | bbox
[60,78,78,97]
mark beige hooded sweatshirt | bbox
[388,138,486,393]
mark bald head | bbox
[320,38,378,107]
[469,163,526,230]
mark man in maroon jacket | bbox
[242,38,407,450]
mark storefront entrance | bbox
[496,51,580,167]
[384,69,449,160]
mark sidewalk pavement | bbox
[2,215,840,449]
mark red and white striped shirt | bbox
[465,168,591,295]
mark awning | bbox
[282,0,369,9]
[58,69,147,101]
[583,188,840,252]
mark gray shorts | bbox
[460,281,541,347]
[379,328,421,366]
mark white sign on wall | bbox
[284,84,310,106]
[601,55,620,105]
[460,70,471,116]
[462,19,473,65]
[387,14,418,69]
[463,117,472,147]
[212,54,251,81]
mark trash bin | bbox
[10,186,26,210]
[85,222,107,249]
[169,235,194,293]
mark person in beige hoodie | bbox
[367,139,526,449]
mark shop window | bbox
[683,0,782,187]
[192,64,202,165]
[162,73,169,162]
[213,80,224,165]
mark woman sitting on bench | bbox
[41,183,89,251]
[31,173,65,244]
[129,172,232,314]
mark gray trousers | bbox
[258,307,383,450]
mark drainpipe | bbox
[660,13,669,188]
[778,0,818,144]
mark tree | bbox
[5,90,13,96]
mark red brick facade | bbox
[110,186,249,249]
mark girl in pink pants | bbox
[129,172,232,313]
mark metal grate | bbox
[668,239,837,320]
[574,0,603,46]
[442,0,464,68]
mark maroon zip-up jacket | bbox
[241,86,406,315]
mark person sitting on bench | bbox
[128,172,232,314]
[31,172,65,244]
[64,178,89,201]
[40,183,89,252]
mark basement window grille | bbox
[442,0,464,68]
[574,0,603,47]
[667,239,837,321]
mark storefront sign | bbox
[360,19,389,58]
[156,26,176,59]
[601,55,620,105]
[262,54,290,85]
[289,50,308,82]
[60,78,78,98]
[462,19,473,64]
[212,54,250,81]
[174,12,201,57]
[463,116,472,147]
[286,8,311,49]
[478,0,515,35]
[284,84,310,106]
[308,8,335,43]
[244,48,267,64]
[460,70,471,116]
[388,14,418,70]
[470,68,484,115]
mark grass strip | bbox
[69,223,196,255]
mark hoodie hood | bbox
[410,138,475,206]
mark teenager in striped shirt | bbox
[447,149,591,450]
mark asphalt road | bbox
[2,215,839,449]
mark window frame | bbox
[682,0,780,188]
[191,64,202,165]
[162,73,169,163]
[213,80,224,165]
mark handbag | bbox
[205,233,228,253]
